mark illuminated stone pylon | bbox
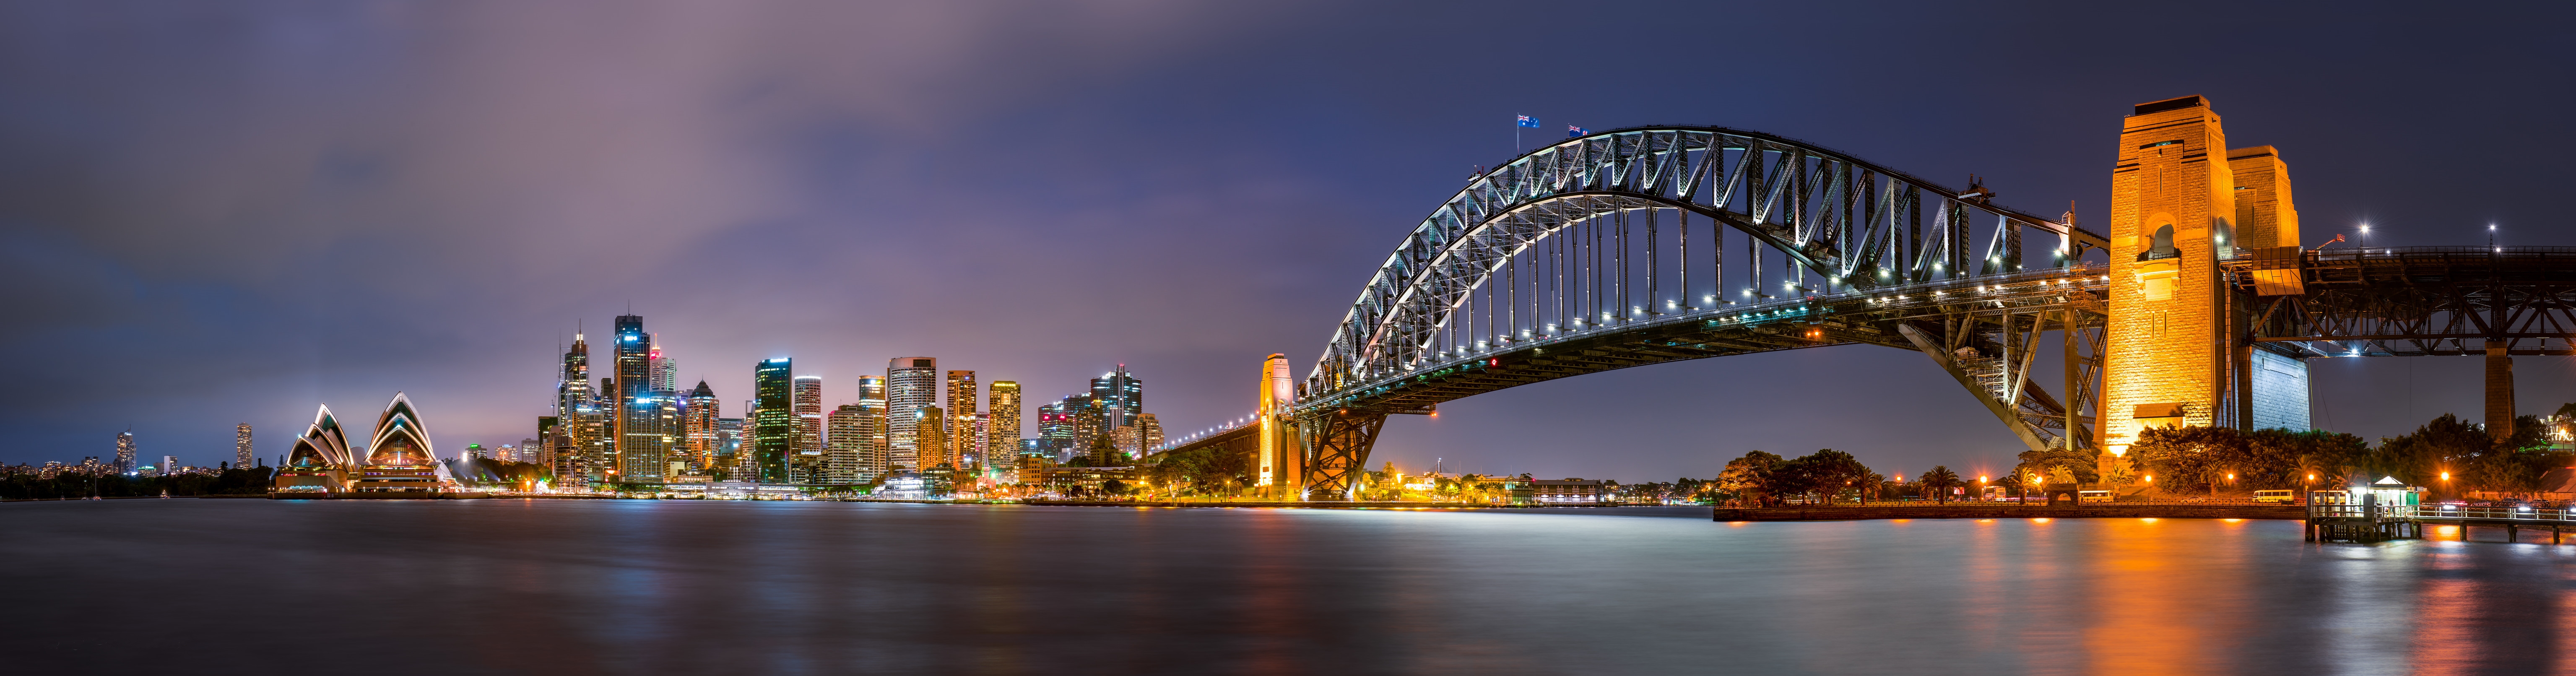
[1256,353,1300,499]
[2101,95,2308,455]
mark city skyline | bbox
[3,2,2571,481]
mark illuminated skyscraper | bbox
[825,403,876,484]
[1090,365,1144,420]
[115,431,135,473]
[612,315,653,484]
[235,424,253,468]
[913,405,947,470]
[682,381,718,474]
[945,370,977,471]
[714,416,742,477]
[885,357,938,471]
[1036,400,1078,461]
[793,375,825,483]
[648,336,678,393]
[752,359,793,483]
[855,376,889,479]
[988,381,1021,463]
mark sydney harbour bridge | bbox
[1160,95,2576,500]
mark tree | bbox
[1779,450,1869,505]
[1918,466,1963,504]
[2126,426,2250,495]
[1717,451,1784,507]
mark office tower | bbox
[885,357,938,471]
[1090,365,1144,420]
[616,390,672,484]
[854,376,889,480]
[158,455,176,474]
[557,332,593,424]
[1058,394,1107,459]
[945,370,977,471]
[545,422,577,487]
[914,406,947,469]
[1018,438,1041,458]
[1036,401,1075,460]
[988,381,1021,463]
[464,444,488,460]
[612,315,652,484]
[648,336,678,393]
[1137,413,1163,452]
[575,393,609,484]
[972,413,990,471]
[826,404,879,484]
[793,375,825,483]
[714,416,742,475]
[235,424,253,469]
[682,382,718,473]
[753,359,793,483]
[115,431,135,473]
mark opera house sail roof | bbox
[287,404,354,468]
[366,393,437,467]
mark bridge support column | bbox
[1297,412,1385,501]
[2486,341,2515,440]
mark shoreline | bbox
[1711,504,2306,521]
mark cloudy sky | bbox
[4,0,2571,480]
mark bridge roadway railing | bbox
[1294,262,2108,417]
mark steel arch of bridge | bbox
[1273,126,2119,500]
[1303,127,2108,398]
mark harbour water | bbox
[5,500,2569,674]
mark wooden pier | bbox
[2307,502,2574,543]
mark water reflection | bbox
[2,502,2570,674]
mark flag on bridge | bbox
[1567,125,1588,137]
[1516,115,1540,128]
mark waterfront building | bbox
[115,431,135,473]
[682,381,718,473]
[752,359,793,483]
[914,405,948,471]
[572,399,609,484]
[274,404,352,493]
[235,424,253,468]
[714,416,743,477]
[825,404,872,484]
[614,387,673,485]
[945,370,977,473]
[1532,478,1607,504]
[972,413,990,475]
[854,376,889,480]
[793,375,825,483]
[1036,400,1079,461]
[989,381,1021,462]
[156,455,176,476]
[886,357,938,472]
[351,393,440,492]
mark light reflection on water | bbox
[4,501,2572,674]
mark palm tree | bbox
[1919,466,1963,505]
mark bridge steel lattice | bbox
[1279,127,2117,500]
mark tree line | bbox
[0,466,276,500]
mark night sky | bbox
[5,1,2571,481]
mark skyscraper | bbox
[945,370,977,471]
[793,375,825,483]
[825,404,874,484]
[115,431,135,473]
[1090,365,1144,420]
[682,381,718,474]
[714,416,742,476]
[855,375,889,480]
[235,424,253,468]
[612,315,655,484]
[988,380,1020,464]
[648,336,679,393]
[753,359,793,483]
[914,405,946,470]
[885,357,938,471]
[1036,400,1076,461]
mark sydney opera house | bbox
[272,393,449,495]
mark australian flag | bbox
[1567,125,1588,137]
[1515,114,1540,128]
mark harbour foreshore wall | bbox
[1711,504,2306,521]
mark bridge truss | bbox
[1282,127,2116,499]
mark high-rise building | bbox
[115,431,135,473]
[714,416,742,476]
[611,315,656,484]
[1091,365,1144,420]
[945,370,977,471]
[753,359,793,483]
[825,403,880,484]
[235,424,253,469]
[988,381,1021,464]
[1036,400,1077,461]
[913,405,947,470]
[886,357,938,471]
[159,455,177,474]
[855,376,889,480]
[682,381,718,474]
[648,336,679,393]
[464,444,488,460]
[793,375,825,483]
